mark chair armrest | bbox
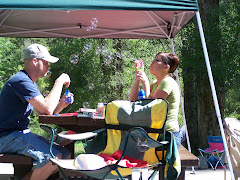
[40,124,105,141]
[58,132,97,141]
[58,128,105,141]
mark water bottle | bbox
[138,90,145,100]
[65,89,72,103]
[97,102,104,117]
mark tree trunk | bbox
[182,0,223,153]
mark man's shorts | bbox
[0,130,70,168]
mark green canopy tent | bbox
[0,1,234,179]
[0,1,197,39]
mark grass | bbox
[74,141,86,157]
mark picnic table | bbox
[39,114,199,180]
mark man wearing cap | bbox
[0,44,73,180]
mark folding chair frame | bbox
[198,136,225,170]
[40,124,168,180]
[198,149,224,170]
[39,98,180,180]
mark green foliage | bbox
[49,38,170,112]
[0,38,24,88]
[0,37,185,136]
[219,0,240,118]
[179,0,240,120]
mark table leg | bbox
[13,164,33,178]
[178,167,186,180]
[64,141,75,159]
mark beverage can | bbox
[65,89,72,103]
[138,90,145,99]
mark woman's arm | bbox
[151,89,168,99]
[135,70,150,99]
[130,78,140,101]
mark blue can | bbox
[65,89,72,103]
[138,90,145,99]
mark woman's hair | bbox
[156,52,179,73]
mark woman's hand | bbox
[136,70,149,84]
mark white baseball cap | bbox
[24,44,59,63]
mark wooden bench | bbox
[158,145,200,180]
[0,133,74,179]
[0,144,198,179]
[178,145,200,180]
[0,154,33,178]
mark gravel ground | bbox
[0,163,233,180]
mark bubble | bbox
[46,70,51,77]
[86,27,91,31]
[69,54,79,64]
[91,17,99,29]
[91,22,98,28]
[89,83,94,90]
[121,54,126,59]
[105,58,111,65]
[91,17,99,25]
[86,17,99,31]
[83,43,92,53]
[83,102,89,108]
[96,47,102,55]
[43,90,49,97]
[117,53,121,58]
[96,46,102,51]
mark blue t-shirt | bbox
[0,70,41,136]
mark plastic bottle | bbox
[138,90,145,100]
[97,103,104,117]
[65,89,72,103]
[135,59,144,71]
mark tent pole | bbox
[170,38,195,174]
[196,11,234,180]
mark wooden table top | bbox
[39,114,105,133]
[39,115,200,168]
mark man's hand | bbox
[61,93,74,108]
[56,73,71,88]
[53,93,74,114]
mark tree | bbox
[0,38,24,87]
[221,0,240,119]
[48,38,171,112]
[180,0,240,153]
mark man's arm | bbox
[29,73,71,115]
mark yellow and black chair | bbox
[42,98,181,180]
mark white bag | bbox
[74,154,107,170]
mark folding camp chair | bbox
[41,98,181,180]
[198,135,225,170]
